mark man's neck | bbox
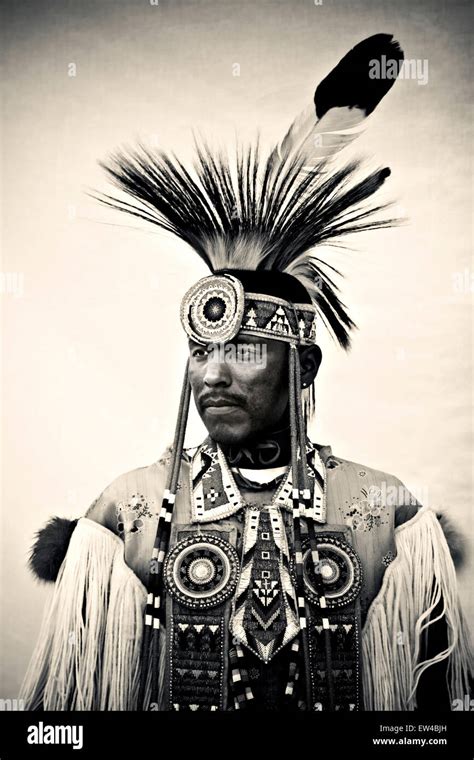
[220,423,292,469]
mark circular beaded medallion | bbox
[180,274,245,344]
[301,534,362,608]
[164,534,240,609]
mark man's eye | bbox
[192,348,207,358]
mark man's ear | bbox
[299,344,322,388]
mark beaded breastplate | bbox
[162,438,363,711]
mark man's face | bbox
[188,335,289,445]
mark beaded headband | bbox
[180,274,317,346]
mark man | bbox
[20,34,472,711]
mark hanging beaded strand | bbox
[229,643,255,710]
[138,362,191,708]
[288,344,313,709]
[293,347,336,710]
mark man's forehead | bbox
[188,335,276,349]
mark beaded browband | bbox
[180,274,317,346]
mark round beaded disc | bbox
[180,274,245,344]
[301,534,362,608]
[164,534,240,609]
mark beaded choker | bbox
[220,425,292,469]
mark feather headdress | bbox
[98,33,404,350]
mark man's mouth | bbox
[201,397,243,414]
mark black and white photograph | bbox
[1,0,473,753]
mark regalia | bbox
[20,34,472,711]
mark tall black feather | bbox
[315,33,404,118]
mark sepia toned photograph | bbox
[1,0,472,752]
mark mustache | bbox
[199,393,246,409]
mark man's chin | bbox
[202,411,250,445]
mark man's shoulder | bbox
[84,445,181,525]
[28,449,179,582]
[317,443,405,486]
[94,443,194,497]
[315,442,421,515]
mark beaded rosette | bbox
[164,534,240,609]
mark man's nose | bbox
[203,357,232,387]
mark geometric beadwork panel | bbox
[190,437,325,523]
[241,295,317,345]
[307,610,361,711]
[230,507,299,663]
[169,614,225,711]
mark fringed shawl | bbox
[20,519,147,710]
[362,507,473,710]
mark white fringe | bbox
[361,507,473,710]
[19,518,147,711]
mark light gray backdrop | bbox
[1,0,472,700]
